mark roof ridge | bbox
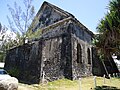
[36,1,74,18]
[34,1,94,36]
[44,1,74,17]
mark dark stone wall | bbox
[69,22,93,79]
[4,20,93,83]
[4,43,41,84]
[61,32,72,80]
[41,36,72,81]
[71,37,92,79]
[71,22,93,44]
[39,21,73,81]
[41,38,63,81]
[4,21,73,83]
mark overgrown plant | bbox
[27,28,42,40]
[93,0,120,76]
[8,67,20,77]
[7,0,35,45]
[95,0,120,60]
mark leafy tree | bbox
[7,0,35,45]
[95,0,120,59]
[0,23,11,62]
[94,0,120,75]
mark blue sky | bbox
[0,0,110,33]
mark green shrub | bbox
[8,67,20,77]
[27,29,42,40]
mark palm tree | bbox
[96,0,120,58]
[95,0,120,75]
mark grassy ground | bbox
[18,76,120,90]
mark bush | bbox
[8,67,20,77]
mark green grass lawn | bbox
[19,76,120,90]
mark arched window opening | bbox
[77,44,82,63]
[87,48,91,64]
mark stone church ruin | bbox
[4,1,118,84]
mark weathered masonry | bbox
[4,1,94,84]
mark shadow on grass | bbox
[95,86,120,90]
